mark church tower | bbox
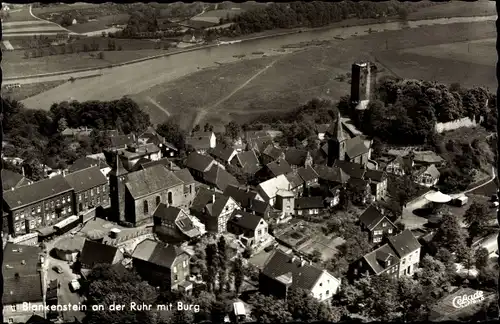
[108,153,128,223]
[327,113,348,167]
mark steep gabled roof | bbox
[258,174,291,201]
[2,169,27,191]
[203,165,240,192]
[132,239,186,269]
[236,150,261,174]
[223,185,259,208]
[314,165,350,184]
[284,148,310,166]
[285,172,304,189]
[228,209,265,232]
[209,144,236,162]
[262,250,337,291]
[186,152,215,172]
[266,158,293,177]
[173,169,195,184]
[124,165,184,199]
[80,240,120,268]
[359,205,389,231]
[295,196,325,210]
[64,166,108,193]
[191,187,234,218]
[362,244,400,275]
[388,229,421,258]
[262,145,283,160]
[345,136,370,159]
[3,175,72,210]
[334,160,366,179]
[297,166,319,182]
[110,134,135,148]
[326,113,348,142]
[364,169,387,183]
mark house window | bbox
[168,192,173,205]
[67,195,71,201]
[319,293,323,299]
[374,237,381,243]
[388,228,393,234]
[326,290,330,295]
[382,222,387,227]
[402,258,406,265]
[45,203,49,209]
[51,201,54,207]
[374,230,382,236]
[189,185,192,194]
[91,189,94,197]
[97,197,100,204]
[174,274,178,281]
[68,206,72,213]
[15,216,19,221]
[31,208,35,215]
[156,196,161,207]
[84,192,88,199]
[183,260,187,268]
[143,201,149,214]
[8,318,14,323]
[96,186,100,194]
[173,266,177,273]
[319,283,323,287]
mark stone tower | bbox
[350,62,375,111]
[327,113,348,167]
[108,153,128,223]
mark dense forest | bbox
[2,97,150,180]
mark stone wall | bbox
[435,115,484,133]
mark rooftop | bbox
[132,239,186,269]
[64,166,108,193]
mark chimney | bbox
[291,256,297,263]
[301,260,306,267]
[212,193,216,203]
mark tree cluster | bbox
[226,1,423,36]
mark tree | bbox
[57,117,68,133]
[231,257,244,294]
[286,288,340,322]
[156,118,186,150]
[249,293,293,323]
[475,247,490,270]
[415,255,453,295]
[204,122,214,132]
[463,201,492,244]
[431,212,468,255]
[224,121,241,140]
[205,243,218,292]
[217,236,229,292]
[83,264,157,324]
[192,124,200,133]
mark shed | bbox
[233,301,247,317]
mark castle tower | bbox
[327,113,348,166]
[108,154,128,223]
[350,62,375,110]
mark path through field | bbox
[146,96,171,117]
[191,59,279,128]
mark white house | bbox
[388,229,421,278]
[257,174,292,206]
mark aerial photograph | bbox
[1,1,498,323]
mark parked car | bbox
[52,265,63,274]
[69,279,81,292]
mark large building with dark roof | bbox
[190,187,240,233]
[64,166,109,214]
[2,169,32,191]
[359,205,397,243]
[3,243,44,323]
[132,239,192,291]
[79,239,123,270]
[3,175,74,236]
[260,250,341,302]
[153,204,203,243]
[226,209,269,249]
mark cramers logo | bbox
[452,291,485,308]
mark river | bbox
[19,15,497,110]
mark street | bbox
[45,235,86,322]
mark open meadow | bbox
[2,80,67,101]
[407,0,495,20]
[3,7,39,22]
[66,14,130,34]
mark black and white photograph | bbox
[1,1,499,324]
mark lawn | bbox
[66,14,130,34]
[193,8,245,24]
[2,80,67,101]
[408,0,496,20]
[3,8,39,22]
[3,21,59,30]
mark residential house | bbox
[315,124,330,141]
[260,250,341,302]
[190,187,240,233]
[227,209,270,249]
[295,197,326,216]
[335,160,387,201]
[112,143,162,171]
[64,166,109,214]
[385,155,408,176]
[364,169,388,200]
[108,157,186,226]
[138,128,179,158]
[153,204,204,243]
[385,150,445,168]
[109,134,135,149]
[186,131,216,154]
[61,127,92,141]
[173,169,197,209]
[256,158,293,181]
[257,174,292,206]
[185,152,216,180]
[232,149,261,175]
[3,175,74,237]
[275,189,295,223]
[359,205,397,243]
[223,185,271,218]
[132,239,192,292]
[414,164,440,187]
[284,148,313,169]
[261,145,285,165]
[314,165,350,190]
[209,144,237,164]
[202,165,240,192]
[3,243,44,324]
[285,172,304,197]
[351,243,400,280]
[68,157,112,178]
[79,239,123,270]
[297,166,320,189]
[388,229,421,278]
[2,169,32,191]
[247,136,273,153]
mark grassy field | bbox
[66,14,130,34]
[408,0,495,20]
[2,80,67,101]
[193,8,244,23]
[129,21,495,129]
[32,3,97,15]
[3,8,39,22]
